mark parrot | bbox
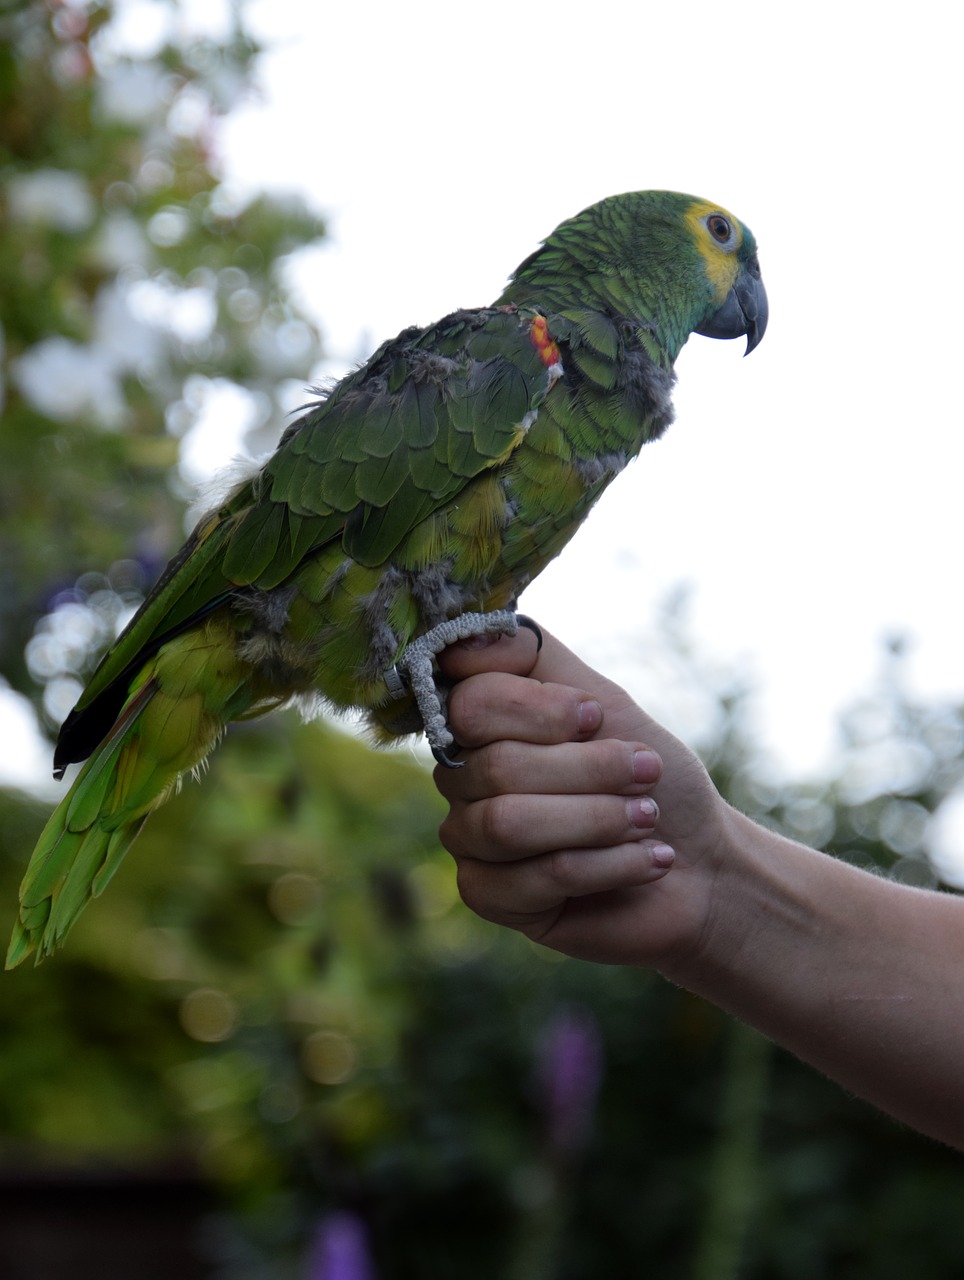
[7,189,767,966]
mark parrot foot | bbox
[388,609,520,768]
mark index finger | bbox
[437,624,542,682]
[440,624,640,729]
[446,671,603,750]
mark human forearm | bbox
[665,806,964,1146]
[436,627,964,1147]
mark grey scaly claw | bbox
[387,609,519,767]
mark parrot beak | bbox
[695,252,768,355]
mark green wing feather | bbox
[56,306,558,768]
[221,306,556,577]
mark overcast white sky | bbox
[213,0,963,775]
[4,0,962,795]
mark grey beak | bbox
[695,253,768,355]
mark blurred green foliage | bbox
[4,680,964,1279]
[0,0,324,706]
[3,4,964,1278]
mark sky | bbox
[4,0,962,799]
[211,0,963,776]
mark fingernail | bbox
[632,749,661,784]
[628,797,658,828]
[651,843,675,868]
[577,698,603,734]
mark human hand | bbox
[440,628,964,1149]
[434,625,733,967]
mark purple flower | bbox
[306,1211,376,1280]
[536,1006,604,1156]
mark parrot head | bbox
[506,189,768,362]
[683,197,768,355]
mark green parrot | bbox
[7,189,767,966]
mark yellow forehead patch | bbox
[684,199,743,302]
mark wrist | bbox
[657,805,820,996]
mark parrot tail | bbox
[6,661,230,967]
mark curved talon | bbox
[515,615,543,651]
[432,745,466,769]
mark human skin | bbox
[434,626,964,1148]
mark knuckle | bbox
[453,858,476,905]
[477,793,519,851]
[454,861,499,923]
[432,765,460,801]
[447,674,517,747]
[447,688,488,746]
[542,847,581,892]
[476,738,522,793]
[438,807,471,860]
[439,793,522,861]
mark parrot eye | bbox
[706,214,733,245]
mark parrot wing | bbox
[55,305,559,769]
[251,305,559,574]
